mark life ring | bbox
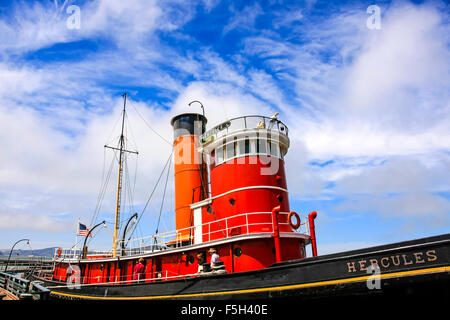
[57,248,62,257]
[288,211,301,229]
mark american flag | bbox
[77,222,91,237]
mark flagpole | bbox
[74,218,79,259]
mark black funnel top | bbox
[170,113,208,139]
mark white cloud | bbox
[334,156,450,195]
[333,192,450,223]
[0,65,43,95]
[222,3,263,35]
[0,0,197,237]
[283,136,328,199]
[0,95,175,232]
[81,0,163,43]
[247,69,287,107]
[243,3,450,162]
[328,154,450,223]
[0,211,70,233]
[171,81,275,125]
[272,9,303,29]
[342,4,450,129]
[0,1,74,54]
[0,0,195,55]
[201,0,220,13]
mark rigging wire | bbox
[90,105,133,231]
[124,111,139,209]
[90,148,117,227]
[159,167,175,234]
[124,111,138,153]
[87,94,175,248]
[132,152,138,208]
[90,148,107,227]
[119,153,137,237]
[127,99,172,146]
[155,153,172,236]
[104,110,123,148]
[126,150,173,241]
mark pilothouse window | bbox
[215,136,282,166]
[257,139,267,154]
[269,141,279,157]
[226,141,235,158]
[238,137,250,156]
[216,146,224,163]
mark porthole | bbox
[229,198,235,206]
[276,194,283,203]
[233,247,242,258]
[188,255,195,264]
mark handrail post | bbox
[308,211,318,257]
[246,213,249,234]
[225,218,228,238]
[271,205,282,263]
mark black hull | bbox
[34,234,450,300]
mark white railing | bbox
[47,268,204,287]
[55,211,310,260]
[200,115,289,144]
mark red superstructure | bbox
[49,111,315,286]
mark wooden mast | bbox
[113,93,126,257]
[105,93,138,257]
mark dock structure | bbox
[0,256,54,273]
[0,257,53,300]
[0,272,50,300]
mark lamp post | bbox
[5,239,30,272]
[121,213,138,256]
[81,221,105,259]
[188,100,205,118]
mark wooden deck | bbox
[0,287,19,300]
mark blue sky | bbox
[0,0,449,255]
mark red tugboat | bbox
[31,96,450,300]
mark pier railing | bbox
[0,272,50,300]
[56,211,310,260]
[0,256,54,273]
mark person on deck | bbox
[197,252,207,273]
[133,258,145,282]
[209,248,220,268]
